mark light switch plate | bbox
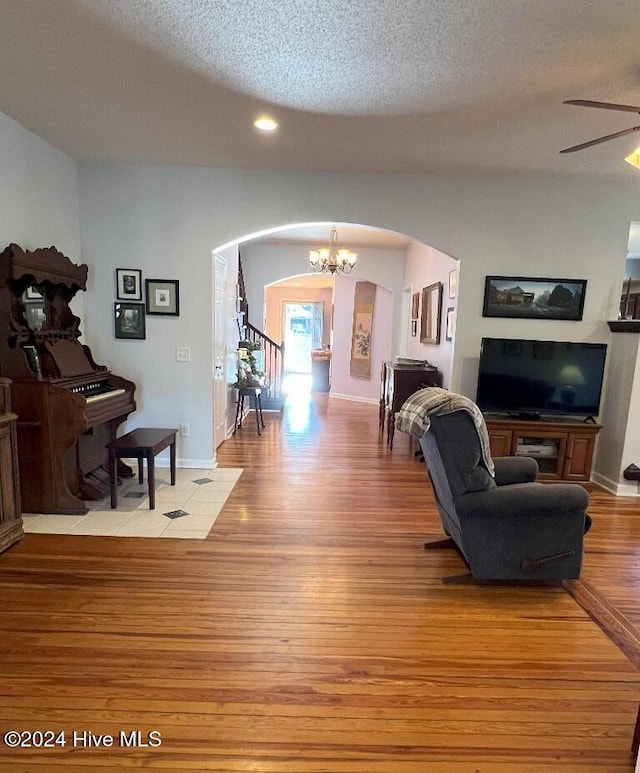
[176,347,191,362]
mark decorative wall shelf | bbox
[607,320,640,333]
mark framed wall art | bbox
[411,291,420,320]
[114,302,146,340]
[449,268,458,299]
[146,278,180,316]
[445,307,455,341]
[420,281,442,345]
[350,281,376,379]
[116,268,142,301]
[482,276,587,321]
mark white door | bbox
[213,255,228,449]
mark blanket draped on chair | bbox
[395,387,495,476]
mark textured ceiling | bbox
[0,0,640,178]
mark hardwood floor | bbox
[1,391,639,771]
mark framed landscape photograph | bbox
[116,268,142,301]
[114,302,146,339]
[482,275,587,321]
[146,278,180,316]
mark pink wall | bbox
[403,242,458,388]
[330,276,393,402]
[264,285,334,346]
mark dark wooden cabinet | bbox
[0,377,23,553]
[484,416,601,482]
[380,362,441,448]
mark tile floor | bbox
[22,466,243,539]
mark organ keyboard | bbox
[70,381,126,403]
[86,388,126,404]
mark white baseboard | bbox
[329,392,378,405]
[591,470,640,496]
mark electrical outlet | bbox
[180,423,190,437]
[176,347,191,363]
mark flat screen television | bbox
[476,337,607,419]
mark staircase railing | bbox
[237,251,249,334]
[244,322,285,406]
[237,251,284,407]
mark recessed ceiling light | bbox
[254,116,279,132]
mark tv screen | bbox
[476,337,607,418]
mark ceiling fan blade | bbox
[564,99,640,114]
[560,125,640,153]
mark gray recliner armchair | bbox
[397,390,591,580]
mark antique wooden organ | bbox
[0,243,136,513]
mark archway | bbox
[213,221,459,442]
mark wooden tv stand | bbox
[484,415,602,483]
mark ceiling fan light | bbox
[625,147,640,169]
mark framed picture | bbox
[146,278,180,316]
[482,276,587,321]
[114,302,146,340]
[420,281,443,345]
[411,319,418,337]
[411,292,420,320]
[445,307,455,341]
[116,268,142,301]
[449,269,458,299]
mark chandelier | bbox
[309,226,357,275]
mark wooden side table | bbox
[106,428,177,510]
[233,387,265,436]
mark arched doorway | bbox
[213,221,459,442]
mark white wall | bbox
[74,163,638,483]
[0,111,81,314]
[240,242,404,323]
[592,332,640,494]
